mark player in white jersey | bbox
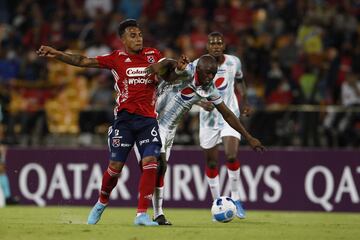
[145,54,264,223]
[195,32,252,219]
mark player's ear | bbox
[206,42,210,52]
[119,35,126,44]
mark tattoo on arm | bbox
[56,52,99,68]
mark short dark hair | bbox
[118,19,139,36]
[208,32,224,38]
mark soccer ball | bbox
[211,196,237,223]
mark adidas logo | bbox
[125,57,131,62]
[152,137,159,142]
[144,194,153,200]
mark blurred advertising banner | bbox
[6,148,360,212]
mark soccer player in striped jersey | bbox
[146,54,264,223]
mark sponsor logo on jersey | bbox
[128,78,153,85]
[124,57,131,62]
[214,77,228,91]
[120,143,132,147]
[217,68,226,74]
[180,87,196,100]
[126,67,146,77]
[139,139,150,146]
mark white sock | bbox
[206,175,220,200]
[152,187,164,218]
[227,168,240,201]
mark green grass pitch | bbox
[1,206,359,240]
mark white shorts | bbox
[159,125,176,161]
[199,122,241,149]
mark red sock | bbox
[99,166,121,204]
[137,161,158,213]
[206,166,218,178]
[226,160,240,171]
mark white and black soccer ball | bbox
[211,196,237,223]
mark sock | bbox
[0,174,11,198]
[98,166,121,205]
[152,186,164,218]
[137,161,158,213]
[226,160,241,201]
[152,173,165,218]
[206,167,220,200]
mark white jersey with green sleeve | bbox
[157,62,223,131]
[193,54,243,129]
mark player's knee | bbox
[143,144,161,159]
[109,161,124,171]
[142,155,158,165]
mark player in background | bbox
[145,54,264,223]
[37,19,181,226]
[193,32,252,219]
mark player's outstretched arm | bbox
[36,45,101,68]
[215,101,265,152]
[145,55,190,83]
[145,58,177,78]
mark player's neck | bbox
[125,47,142,55]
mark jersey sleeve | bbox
[234,56,244,81]
[96,51,118,69]
[206,88,223,105]
[154,49,165,62]
[184,62,196,77]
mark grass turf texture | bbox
[1,207,359,240]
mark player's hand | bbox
[36,45,59,58]
[198,101,214,111]
[247,137,265,152]
[176,54,190,71]
[240,103,252,117]
[145,63,161,78]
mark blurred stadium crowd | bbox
[0,0,360,148]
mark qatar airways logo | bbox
[126,67,146,77]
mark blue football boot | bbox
[134,213,159,226]
[87,202,107,224]
[234,200,246,219]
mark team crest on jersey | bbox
[147,55,155,63]
[112,137,121,147]
[180,87,195,100]
[214,77,228,91]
